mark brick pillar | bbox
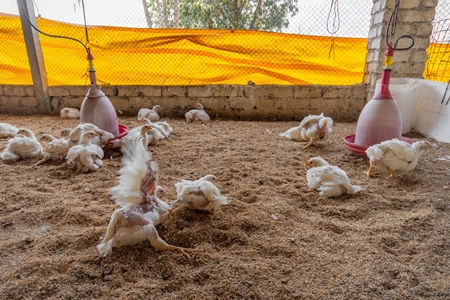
[365,0,438,99]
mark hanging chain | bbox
[327,0,340,59]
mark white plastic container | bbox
[375,78,421,134]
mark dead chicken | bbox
[166,175,229,217]
[302,157,362,197]
[365,138,433,178]
[137,105,162,122]
[279,113,333,148]
[98,136,192,258]
[185,103,210,123]
[66,131,104,173]
[0,128,43,161]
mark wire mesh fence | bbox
[1,0,447,86]
[0,0,373,86]
[425,0,450,82]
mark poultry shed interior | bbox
[1,111,449,299]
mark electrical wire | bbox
[80,0,89,46]
[385,0,414,51]
[18,0,88,53]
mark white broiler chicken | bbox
[115,124,153,154]
[0,128,43,161]
[97,136,192,258]
[365,138,433,178]
[143,125,164,146]
[167,174,229,217]
[279,113,333,148]
[67,123,114,149]
[0,123,19,138]
[60,128,72,139]
[66,131,104,173]
[304,157,362,197]
[137,105,162,122]
[33,133,69,166]
[139,118,173,138]
[185,103,210,123]
[60,107,80,119]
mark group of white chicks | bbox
[0,102,228,258]
[97,103,226,258]
[279,113,433,197]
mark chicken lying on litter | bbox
[33,133,69,166]
[60,107,80,119]
[60,128,73,139]
[279,113,333,148]
[185,103,210,123]
[365,138,433,178]
[302,157,362,197]
[139,118,173,138]
[97,135,192,258]
[0,128,43,161]
[166,175,229,217]
[67,123,114,149]
[0,123,19,138]
[66,131,104,173]
[137,105,162,122]
[113,124,154,153]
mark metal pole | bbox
[17,0,52,114]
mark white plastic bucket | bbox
[375,78,421,134]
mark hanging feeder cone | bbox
[80,48,125,139]
[344,44,411,155]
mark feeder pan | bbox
[113,124,129,140]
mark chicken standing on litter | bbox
[60,107,80,119]
[279,113,333,148]
[97,136,193,258]
[137,105,162,122]
[66,131,104,173]
[33,133,69,166]
[0,128,43,161]
[185,103,210,123]
[0,123,19,138]
[166,175,229,217]
[302,157,362,197]
[365,138,433,178]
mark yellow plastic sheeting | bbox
[0,14,369,86]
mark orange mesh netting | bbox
[1,14,369,86]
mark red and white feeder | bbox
[344,43,412,155]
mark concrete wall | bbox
[0,84,367,122]
[365,0,437,98]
